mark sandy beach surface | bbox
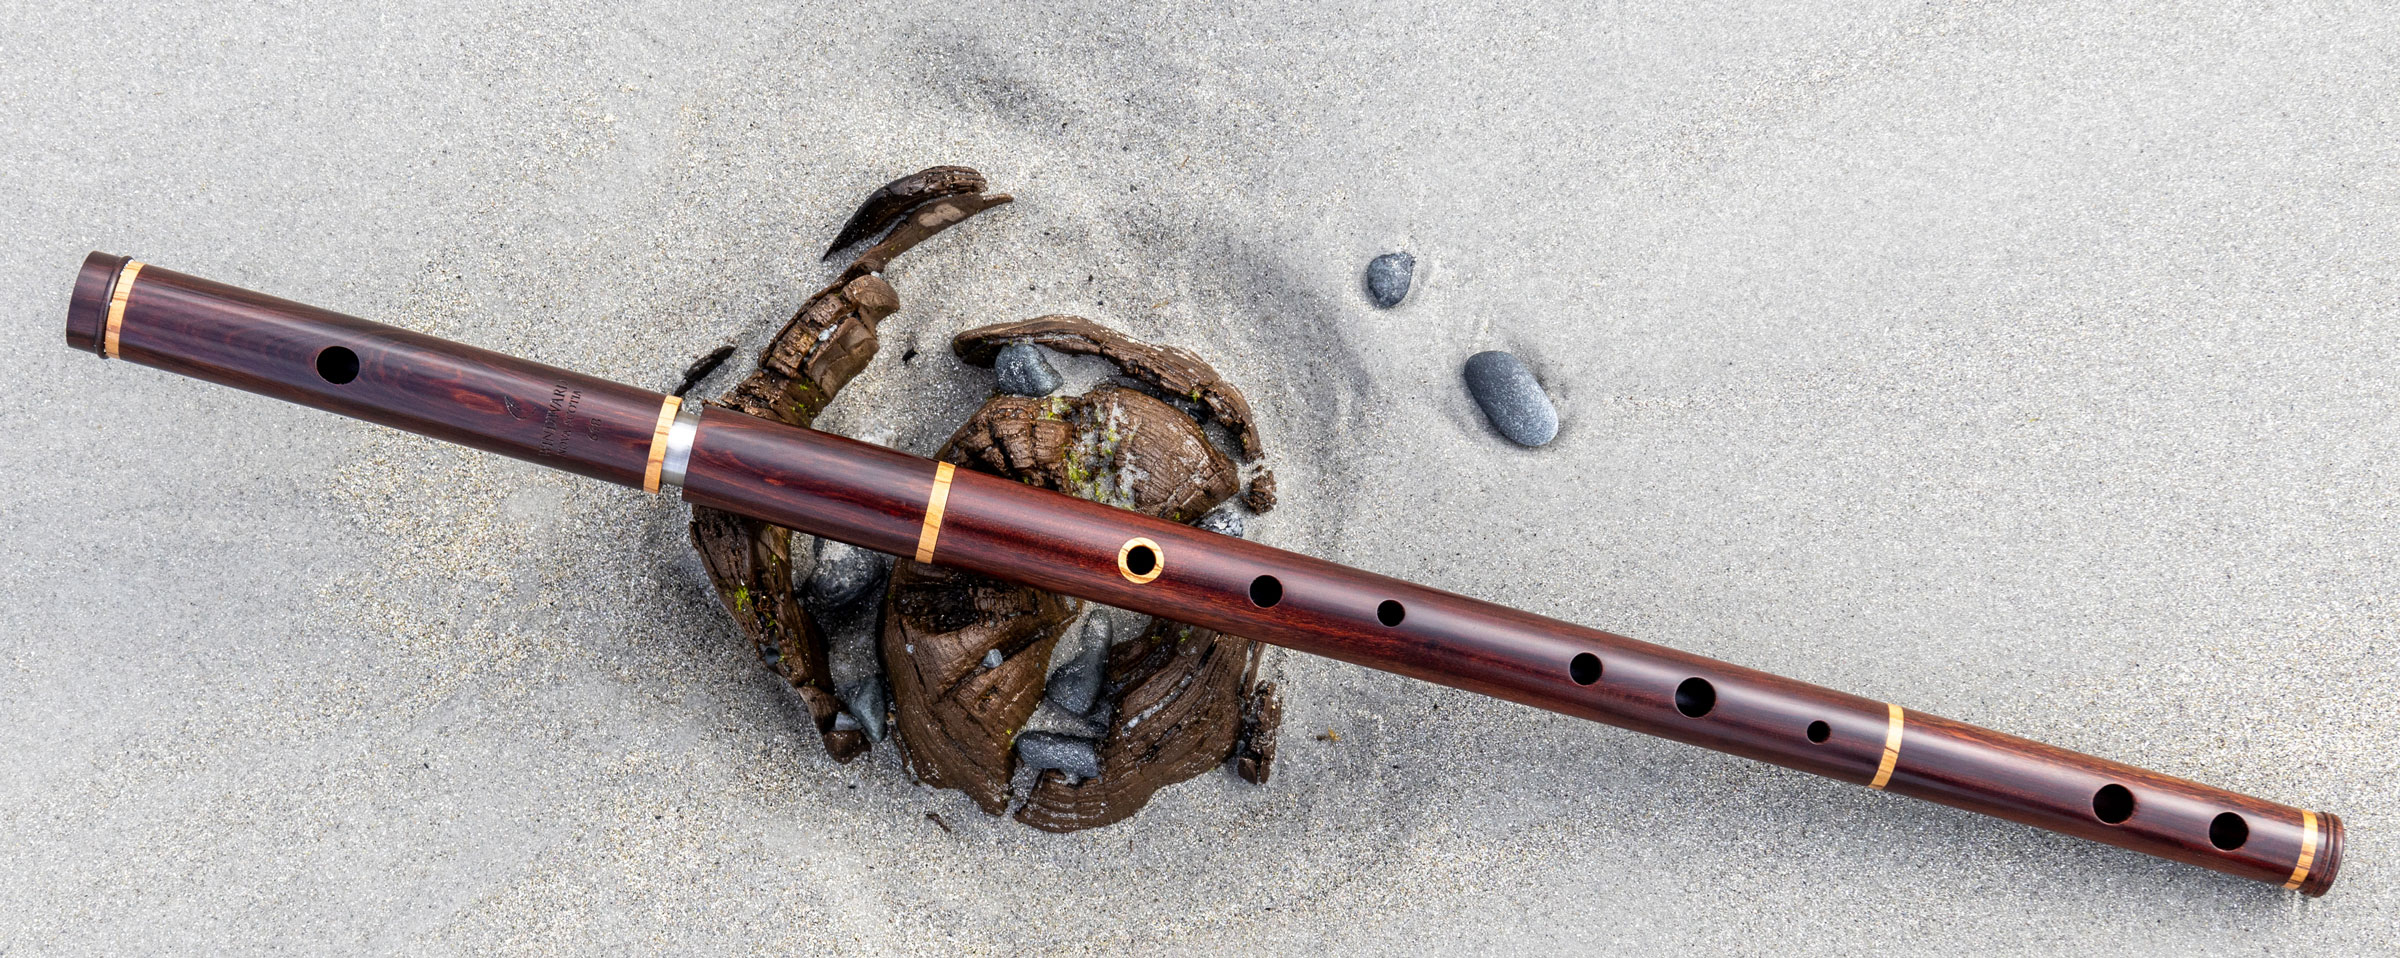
[5,2,2395,954]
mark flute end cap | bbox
[2298,811,2343,897]
[66,251,130,356]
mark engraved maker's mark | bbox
[536,380,584,457]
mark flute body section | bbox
[699,421,2338,893]
[65,252,2341,895]
[66,254,672,489]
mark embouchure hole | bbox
[2093,784,2136,824]
[1377,600,1405,627]
[315,346,360,384]
[1116,537,1164,583]
[1249,575,1282,608]
[1569,653,1602,686]
[1806,720,1831,743]
[1675,677,1717,718]
[2209,812,2250,851]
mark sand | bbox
[4,1,2395,954]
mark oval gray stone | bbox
[994,342,1063,397]
[1462,350,1558,447]
[1015,731,1102,780]
[1364,252,1414,308]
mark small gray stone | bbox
[1015,731,1102,780]
[1364,252,1414,308]
[1045,633,1107,716]
[994,342,1063,397]
[1195,506,1245,539]
[839,681,887,742]
[807,539,887,611]
[981,648,1003,669]
[1462,350,1559,447]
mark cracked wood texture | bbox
[687,272,904,763]
[883,376,1279,830]
[681,180,1015,764]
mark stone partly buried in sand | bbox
[993,341,1063,397]
[1044,617,1109,717]
[1463,350,1559,447]
[1363,251,1414,308]
[807,539,889,611]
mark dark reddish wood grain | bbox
[661,410,2342,894]
[678,410,932,556]
[67,252,667,487]
[69,255,2345,895]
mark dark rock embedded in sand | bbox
[1015,731,1103,780]
[994,342,1063,397]
[1364,252,1414,308]
[1462,350,1558,447]
[841,680,888,742]
[1045,619,1110,716]
[807,539,888,611]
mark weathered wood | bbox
[880,370,1279,829]
[682,181,1010,763]
[822,166,988,261]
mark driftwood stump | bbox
[690,168,1283,831]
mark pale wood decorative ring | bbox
[102,260,145,358]
[914,462,956,563]
[1869,703,1906,790]
[2284,809,2319,890]
[641,396,682,493]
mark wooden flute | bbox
[63,252,2342,895]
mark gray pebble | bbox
[1364,252,1414,308]
[1015,731,1102,780]
[981,648,1003,669]
[839,680,887,742]
[1045,632,1107,716]
[807,539,887,611]
[1462,350,1558,447]
[1195,506,1245,539]
[995,342,1063,397]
